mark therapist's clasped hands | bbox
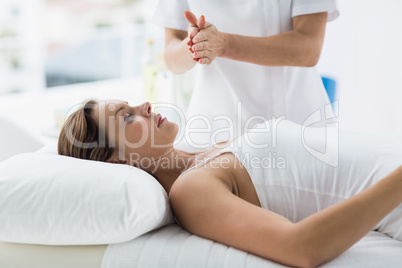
[184,10,225,65]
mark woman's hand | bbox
[184,11,226,65]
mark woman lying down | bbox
[58,100,402,268]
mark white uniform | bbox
[179,120,402,240]
[154,0,340,146]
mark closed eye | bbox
[124,113,135,123]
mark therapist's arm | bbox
[164,28,197,74]
[191,12,328,67]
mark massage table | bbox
[1,224,402,268]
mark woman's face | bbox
[92,99,179,165]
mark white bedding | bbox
[102,224,402,268]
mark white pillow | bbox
[0,152,174,245]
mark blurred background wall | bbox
[317,0,402,133]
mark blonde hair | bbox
[58,100,114,162]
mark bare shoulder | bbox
[169,165,235,224]
[169,169,236,234]
[170,169,232,207]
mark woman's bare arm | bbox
[294,166,402,266]
[169,166,402,268]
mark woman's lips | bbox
[156,114,161,127]
[159,117,166,126]
[156,113,166,127]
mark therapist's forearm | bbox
[221,30,322,67]
[164,36,197,74]
[291,166,402,267]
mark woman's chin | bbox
[159,120,180,147]
[173,122,180,136]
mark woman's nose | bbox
[141,102,152,117]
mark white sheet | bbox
[102,224,402,268]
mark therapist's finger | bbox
[192,32,204,44]
[186,30,193,46]
[197,15,206,29]
[192,42,205,52]
[188,26,200,40]
[184,10,198,27]
[192,50,208,58]
[198,57,211,65]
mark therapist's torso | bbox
[155,0,338,148]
